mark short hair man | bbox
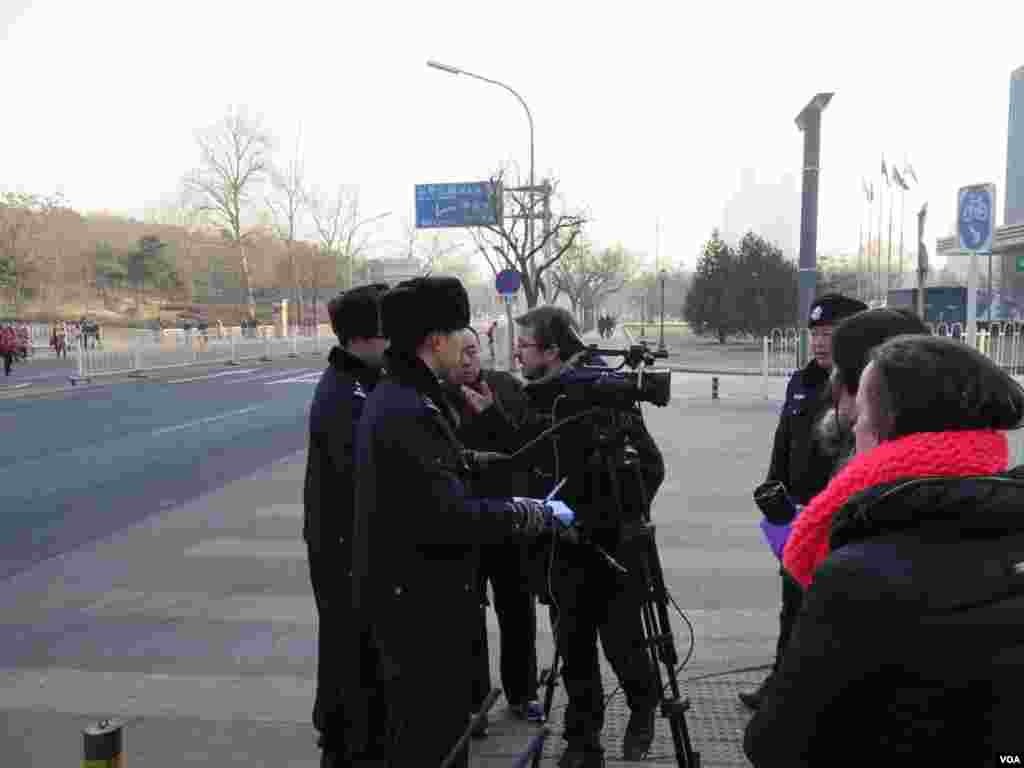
[463,304,664,766]
[302,283,389,766]
[741,293,867,710]
[348,277,558,767]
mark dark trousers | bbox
[307,541,349,746]
[773,568,804,673]
[551,555,659,748]
[3,353,12,376]
[470,542,539,710]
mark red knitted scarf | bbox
[782,429,1008,589]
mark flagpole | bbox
[865,184,873,303]
[898,183,906,280]
[877,165,885,302]
[886,182,895,296]
[857,216,864,300]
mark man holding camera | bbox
[463,305,662,768]
[347,277,571,768]
[740,293,866,710]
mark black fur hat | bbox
[328,283,389,342]
[808,293,868,328]
[382,276,470,351]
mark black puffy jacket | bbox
[744,467,1024,766]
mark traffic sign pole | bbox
[958,183,996,350]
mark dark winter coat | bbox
[766,360,835,506]
[302,346,382,554]
[348,354,528,679]
[744,467,1024,766]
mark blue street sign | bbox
[958,184,996,252]
[415,181,501,229]
[495,269,521,295]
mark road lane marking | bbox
[225,368,318,385]
[151,405,265,436]
[167,368,257,384]
[266,372,321,385]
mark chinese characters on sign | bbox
[415,181,501,229]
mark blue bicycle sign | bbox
[958,184,996,252]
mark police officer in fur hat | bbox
[740,292,867,710]
[347,276,571,768]
[303,283,390,767]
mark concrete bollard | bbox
[82,718,124,767]
[712,376,719,400]
[260,328,272,362]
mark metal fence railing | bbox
[71,326,330,383]
[761,321,1024,385]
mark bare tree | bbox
[399,218,463,271]
[306,185,368,290]
[550,240,635,331]
[267,131,306,324]
[469,169,586,309]
[184,106,274,320]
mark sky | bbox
[2,0,1023,275]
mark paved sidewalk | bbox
[0,362,787,766]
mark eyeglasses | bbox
[515,341,541,350]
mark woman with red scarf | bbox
[745,334,1024,766]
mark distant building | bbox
[1007,65,1024,226]
[363,257,425,287]
[936,65,1024,310]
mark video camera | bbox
[568,341,672,410]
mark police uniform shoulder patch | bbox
[810,305,823,322]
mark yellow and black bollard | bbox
[82,718,124,767]
[712,376,720,400]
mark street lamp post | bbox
[658,269,667,352]
[346,211,392,290]
[795,92,834,366]
[428,60,536,372]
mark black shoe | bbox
[739,677,772,710]
[622,706,656,760]
[557,747,605,768]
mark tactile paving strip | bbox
[539,669,765,766]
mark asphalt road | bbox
[0,355,326,579]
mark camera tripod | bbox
[537,409,700,768]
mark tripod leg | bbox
[540,645,560,724]
[637,527,700,768]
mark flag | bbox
[893,167,909,191]
[869,182,874,202]
[881,157,889,186]
[904,162,918,184]
[863,178,871,201]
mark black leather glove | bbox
[754,480,799,524]
[507,498,547,536]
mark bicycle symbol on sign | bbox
[960,191,992,250]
